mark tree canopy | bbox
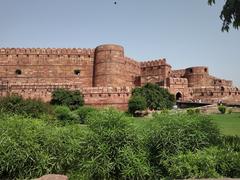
[131,83,175,110]
[208,0,240,32]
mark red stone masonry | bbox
[0,44,240,110]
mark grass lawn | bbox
[131,112,240,136]
[209,113,240,136]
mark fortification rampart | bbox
[140,59,172,86]
[0,44,240,109]
[0,81,131,110]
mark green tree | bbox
[50,88,84,110]
[128,95,147,115]
[132,83,175,110]
[208,0,240,32]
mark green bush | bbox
[195,108,201,114]
[0,114,86,179]
[73,106,97,124]
[54,106,74,121]
[165,147,240,179]
[0,95,52,118]
[128,95,147,115]
[80,108,151,179]
[51,89,84,110]
[218,105,226,114]
[186,108,200,115]
[146,113,221,177]
[221,135,240,152]
[227,108,233,114]
[132,83,175,110]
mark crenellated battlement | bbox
[140,59,170,68]
[82,86,132,94]
[168,77,188,84]
[0,43,239,109]
[0,48,95,55]
[124,57,140,68]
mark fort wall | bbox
[0,44,240,109]
[184,66,210,87]
[0,48,94,86]
[140,59,171,86]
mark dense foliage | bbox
[218,105,227,114]
[165,147,240,178]
[73,106,97,124]
[50,88,84,110]
[128,95,147,115]
[131,83,175,110]
[78,109,151,179]
[209,0,240,32]
[0,95,52,118]
[146,113,221,177]
[0,114,85,179]
[0,96,240,179]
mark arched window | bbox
[176,92,182,101]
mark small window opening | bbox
[204,68,207,72]
[189,68,193,73]
[74,69,80,75]
[15,69,22,75]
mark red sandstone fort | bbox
[0,44,239,110]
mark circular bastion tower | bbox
[185,66,210,87]
[93,44,126,87]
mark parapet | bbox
[140,59,170,68]
[168,77,188,84]
[124,57,141,68]
[95,44,124,53]
[82,86,132,94]
[0,48,95,55]
[185,66,209,74]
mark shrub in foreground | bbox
[221,135,240,152]
[146,113,221,177]
[0,114,85,179]
[0,95,52,118]
[80,108,151,179]
[165,147,240,179]
[73,106,97,124]
[54,106,73,121]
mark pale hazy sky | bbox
[0,0,239,86]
